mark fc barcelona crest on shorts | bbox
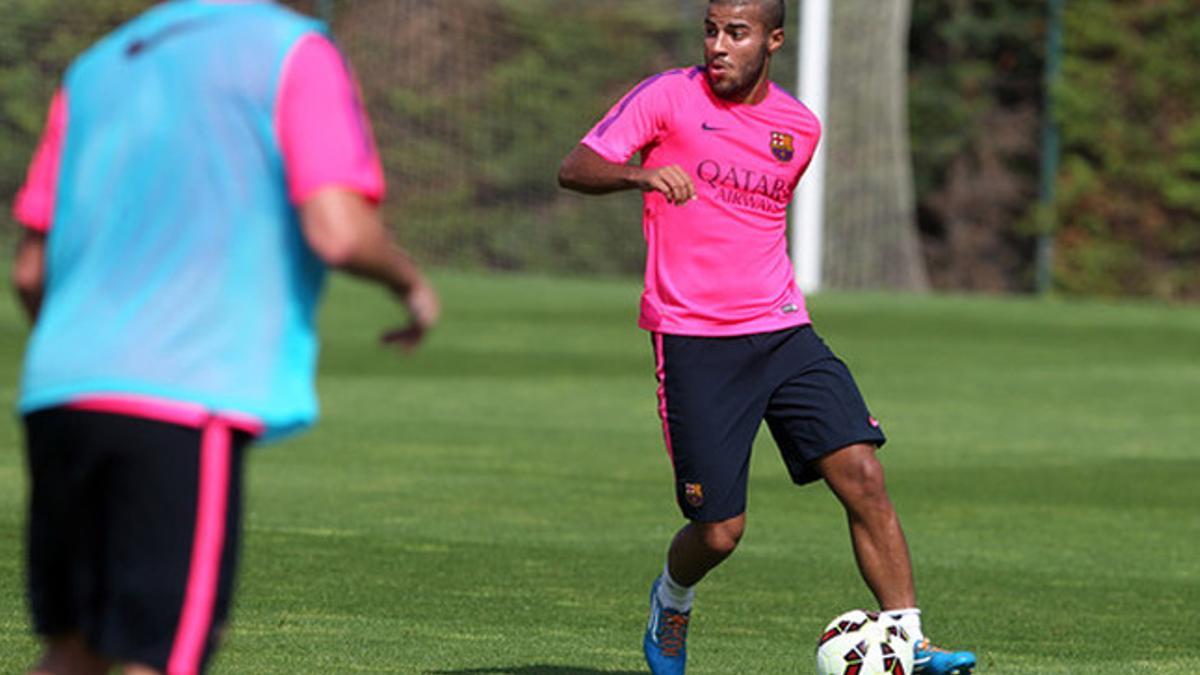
[770,131,795,162]
[683,482,704,508]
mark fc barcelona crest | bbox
[683,483,704,508]
[770,131,795,162]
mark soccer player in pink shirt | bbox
[559,2,975,673]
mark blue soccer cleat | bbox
[643,577,690,675]
[913,637,976,674]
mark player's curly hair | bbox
[708,0,786,31]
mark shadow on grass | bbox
[427,662,643,667]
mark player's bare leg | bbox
[667,513,746,586]
[29,633,111,675]
[819,442,916,609]
[820,443,975,674]
[645,515,746,674]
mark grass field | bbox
[0,271,1197,673]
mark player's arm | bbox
[558,144,695,205]
[300,189,438,350]
[279,33,437,350]
[11,88,66,324]
[12,231,46,322]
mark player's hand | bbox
[381,279,440,353]
[640,165,696,206]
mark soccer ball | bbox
[815,609,914,675]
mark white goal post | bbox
[793,0,830,294]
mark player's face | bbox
[704,3,784,102]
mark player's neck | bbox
[741,71,772,105]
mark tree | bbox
[1,0,151,225]
[1055,0,1200,297]
[907,0,1046,293]
[825,0,929,291]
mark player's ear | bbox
[766,27,785,55]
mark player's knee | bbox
[829,448,891,511]
[855,456,888,497]
[698,516,745,556]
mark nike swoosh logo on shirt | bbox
[701,122,727,132]
[126,18,211,57]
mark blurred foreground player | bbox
[11,1,438,673]
[558,1,974,673]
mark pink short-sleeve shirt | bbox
[582,67,821,336]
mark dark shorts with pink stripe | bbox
[23,408,252,672]
[653,325,887,522]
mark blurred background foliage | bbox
[0,0,1197,299]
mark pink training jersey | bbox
[14,32,384,234]
[582,67,820,336]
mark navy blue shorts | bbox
[652,325,886,522]
[23,408,251,672]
